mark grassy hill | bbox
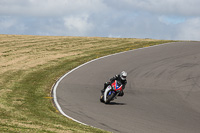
[0,34,176,132]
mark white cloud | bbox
[0,0,107,17]
[176,17,200,41]
[105,0,200,16]
[0,17,27,34]
[64,14,94,36]
[0,17,16,29]
[159,16,185,25]
[0,0,200,40]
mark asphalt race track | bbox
[54,42,200,133]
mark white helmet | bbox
[120,71,127,80]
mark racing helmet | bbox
[120,71,127,80]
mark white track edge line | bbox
[52,42,176,127]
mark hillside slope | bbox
[0,34,175,132]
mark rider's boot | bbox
[118,91,124,97]
[101,89,105,95]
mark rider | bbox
[101,71,127,96]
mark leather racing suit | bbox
[102,74,127,96]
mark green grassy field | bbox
[0,34,176,132]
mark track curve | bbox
[54,42,200,133]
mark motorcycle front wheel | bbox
[105,91,116,104]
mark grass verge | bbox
[0,34,176,132]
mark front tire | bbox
[105,92,116,104]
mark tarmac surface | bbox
[54,42,200,133]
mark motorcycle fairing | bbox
[111,80,122,91]
[104,85,112,102]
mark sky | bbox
[0,0,200,41]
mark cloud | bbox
[0,0,107,17]
[0,16,27,34]
[159,16,185,25]
[0,0,200,40]
[0,17,16,29]
[104,13,178,40]
[64,14,94,36]
[105,0,200,16]
[2,0,199,17]
[176,17,200,41]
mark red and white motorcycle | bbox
[100,80,123,104]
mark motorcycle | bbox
[100,80,123,104]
